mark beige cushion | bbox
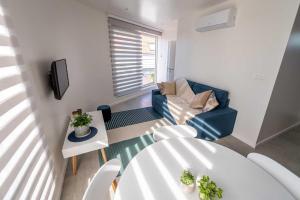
[157,83,163,90]
[166,95,202,124]
[175,78,188,96]
[157,83,164,93]
[203,92,219,112]
[161,81,176,95]
[175,78,195,104]
[190,90,212,109]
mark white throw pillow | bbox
[175,78,195,104]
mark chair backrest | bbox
[82,159,121,200]
[247,153,300,199]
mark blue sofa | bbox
[152,80,237,140]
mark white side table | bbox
[153,125,197,141]
[62,111,109,175]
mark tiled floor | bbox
[61,92,300,199]
[110,93,152,113]
[255,127,300,176]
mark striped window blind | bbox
[108,17,162,97]
[0,6,57,200]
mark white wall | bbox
[257,8,300,144]
[175,0,300,147]
[4,0,114,198]
[0,5,58,199]
[157,20,178,82]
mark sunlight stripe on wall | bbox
[20,150,47,200]
[0,98,31,131]
[0,113,35,159]
[0,127,39,188]
[3,139,43,200]
[0,83,26,104]
[0,65,21,80]
[0,4,57,200]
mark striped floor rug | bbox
[98,134,155,175]
[105,106,162,130]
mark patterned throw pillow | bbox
[190,90,212,109]
[203,92,219,112]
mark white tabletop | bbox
[62,111,108,158]
[153,125,197,141]
[114,138,294,200]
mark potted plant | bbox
[71,113,93,137]
[198,175,223,200]
[180,170,195,193]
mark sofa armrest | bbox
[152,89,161,95]
[186,107,237,140]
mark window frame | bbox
[108,17,162,97]
[141,33,158,87]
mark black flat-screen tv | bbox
[50,59,69,100]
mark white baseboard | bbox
[256,121,300,147]
[232,132,256,148]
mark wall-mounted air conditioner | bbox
[195,7,236,32]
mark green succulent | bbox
[180,170,195,185]
[71,113,92,127]
[198,176,223,200]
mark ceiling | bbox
[77,0,225,29]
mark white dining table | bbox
[114,138,294,200]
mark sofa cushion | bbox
[176,78,195,104]
[157,83,163,91]
[203,92,219,112]
[187,80,229,108]
[190,90,212,109]
[157,81,176,95]
[162,81,176,95]
[166,95,202,124]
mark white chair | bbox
[247,153,300,199]
[82,159,121,200]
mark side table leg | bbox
[100,148,108,163]
[71,156,78,176]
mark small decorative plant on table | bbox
[71,113,93,138]
[198,175,223,200]
[180,170,195,193]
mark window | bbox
[142,34,157,85]
[108,17,161,97]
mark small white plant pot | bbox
[74,125,90,137]
[199,192,207,200]
[181,182,195,193]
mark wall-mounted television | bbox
[49,59,69,100]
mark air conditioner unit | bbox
[195,7,236,32]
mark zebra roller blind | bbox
[108,17,162,97]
